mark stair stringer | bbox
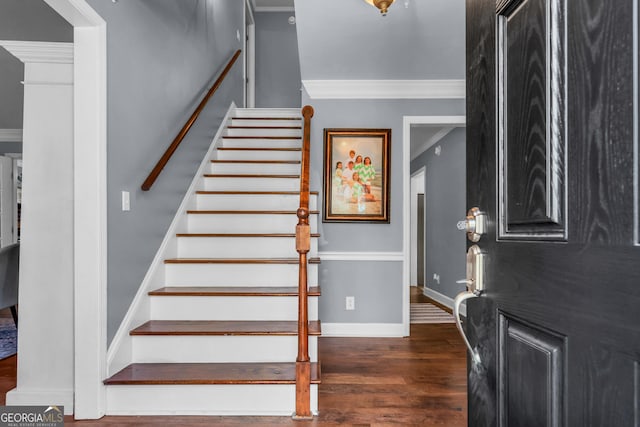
[106,102,237,377]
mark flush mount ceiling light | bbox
[364,0,395,16]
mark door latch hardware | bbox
[453,244,486,365]
[456,207,487,242]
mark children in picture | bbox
[359,156,376,194]
[333,161,344,196]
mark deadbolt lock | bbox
[456,207,487,242]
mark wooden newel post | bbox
[294,106,314,420]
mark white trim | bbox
[411,127,455,160]
[5,389,74,415]
[317,251,403,261]
[0,129,22,143]
[244,0,256,108]
[254,6,295,12]
[410,168,425,287]
[40,0,108,419]
[302,79,466,100]
[423,287,466,317]
[321,323,405,337]
[0,40,73,64]
[106,103,237,377]
[402,115,467,337]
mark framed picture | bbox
[323,128,391,223]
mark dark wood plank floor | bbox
[0,290,467,426]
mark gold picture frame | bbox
[323,128,390,223]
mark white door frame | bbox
[44,0,107,419]
[402,116,466,336]
[244,0,256,108]
[410,167,425,287]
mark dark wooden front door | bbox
[465,0,640,425]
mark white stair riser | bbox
[106,384,318,416]
[177,237,318,258]
[203,177,299,191]
[132,336,318,363]
[221,138,301,149]
[196,194,318,210]
[215,149,300,161]
[150,295,318,321]
[233,108,300,118]
[187,214,318,234]
[209,162,300,175]
[230,118,301,127]
[165,263,319,286]
[225,128,301,137]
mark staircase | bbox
[104,107,321,416]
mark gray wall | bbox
[85,0,245,343]
[410,127,466,300]
[0,0,73,130]
[255,12,301,108]
[304,93,465,323]
[295,0,466,325]
[294,0,465,80]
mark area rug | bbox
[0,317,17,359]
[410,303,456,324]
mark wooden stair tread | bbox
[176,233,320,238]
[217,147,301,151]
[231,117,301,121]
[222,136,301,140]
[104,362,320,385]
[164,257,321,264]
[130,320,322,336]
[186,210,319,214]
[211,160,301,164]
[203,174,300,178]
[196,190,319,195]
[149,286,321,296]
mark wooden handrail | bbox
[294,105,314,419]
[141,49,242,191]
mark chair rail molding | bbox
[302,79,465,100]
[317,251,403,262]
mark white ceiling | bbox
[253,0,463,159]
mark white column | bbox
[0,41,75,414]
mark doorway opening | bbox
[402,116,466,335]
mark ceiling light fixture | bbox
[364,0,395,16]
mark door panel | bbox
[465,0,639,425]
[499,314,565,426]
[497,0,567,239]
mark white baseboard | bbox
[422,287,466,317]
[6,388,74,414]
[321,323,404,337]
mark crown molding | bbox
[254,6,295,12]
[0,129,22,143]
[0,41,73,64]
[302,79,465,99]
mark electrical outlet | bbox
[433,273,440,284]
[345,296,355,310]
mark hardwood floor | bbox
[0,291,467,426]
